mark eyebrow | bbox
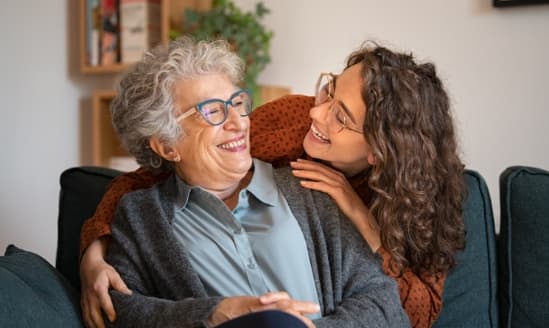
[335,100,358,124]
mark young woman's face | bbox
[303,64,375,176]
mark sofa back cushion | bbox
[434,170,499,328]
[56,166,122,291]
[499,166,549,328]
[0,245,83,327]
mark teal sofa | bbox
[1,165,548,327]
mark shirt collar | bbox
[174,174,193,210]
[245,158,278,207]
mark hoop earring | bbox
[150,156,162,169]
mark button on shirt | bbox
[172,159,320,317]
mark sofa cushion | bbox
[499,166,549,328]
[56,166,122,291]
[434,170,499,328]
[0,245,82,327]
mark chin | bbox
[303,139,325,160]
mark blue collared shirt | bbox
[172,159,320,316]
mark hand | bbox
[209,292,319,328]
[290,159,381,251]
[259,291,319,328]
[80,239,132,328]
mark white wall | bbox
[1,0,548,264]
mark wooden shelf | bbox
[91,90,128,166]
[80,0,211,74]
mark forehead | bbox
[174,74,235,108]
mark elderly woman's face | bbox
[172,73,252,188]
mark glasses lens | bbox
[316,74,333,106]
[200,101,226,125]
[334,104,349,133]
[231,91,252,116]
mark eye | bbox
[334,106,348,126]
[201,102,224,117]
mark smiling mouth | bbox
[311,124,330,143]
[218,137,246,150]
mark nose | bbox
[309,101,331,124]
[223,106,248,130]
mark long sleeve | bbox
[249,95,314,166]
[315,217,410,328]
[79,168,169,253]
[106,185,223,328]
[274,167,410,328]
[377,247,445,328]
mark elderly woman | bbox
[100,37,408,328]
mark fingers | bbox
[89,301,106,328]
[81,292,105,328]
[290,161,347,189]
[98,289,116,323]
[81,263,129,327]
[258,291,291,304]
[259,292,320,316]
[81,295,93,328]
[109,270,132,295]
[291,159,344,180]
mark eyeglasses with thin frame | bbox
[176,89,252,126]
[315,72,363,134]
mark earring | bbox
[173,153,181,162]
[150,156,162,168]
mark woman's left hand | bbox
[290,159,381,251]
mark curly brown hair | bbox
[346,43,466,275]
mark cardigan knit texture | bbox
[106,166,410,328]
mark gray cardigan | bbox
[107,166,409,328]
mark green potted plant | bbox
[171,0,273,106]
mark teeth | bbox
[311,125,330,142]
[219,138,246,149]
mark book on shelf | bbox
[100,0,120,65]
[120,0,161,63]
[86,0,101,66]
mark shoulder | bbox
[116,174,177,219]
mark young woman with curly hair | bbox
[79,42,465,328]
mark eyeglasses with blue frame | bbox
[176,89,253,126]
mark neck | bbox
[175,167,250,200]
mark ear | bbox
[149,136,181,162]
[367,153,377,166]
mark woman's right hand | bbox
[80,238,132,328]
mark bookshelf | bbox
[79,0,211,74]
[81,0,290,170]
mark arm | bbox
[250,95,314,166]
[106,195,223,327]
[79,168,169,328]
[314,214,410,328]
[107,192,319,328]
[290,159,443,327]
[80,168,170,254]
[377,247,445,328]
